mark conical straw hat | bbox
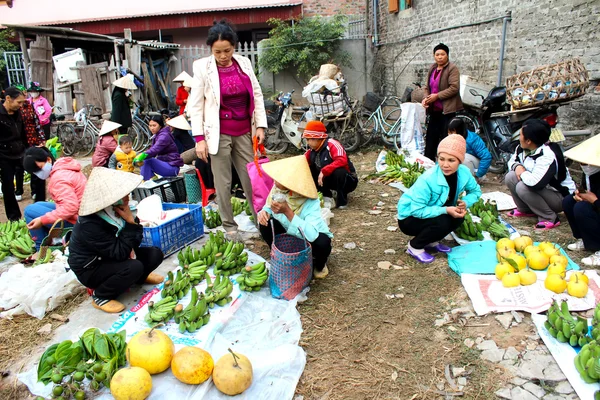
[79,167,143,216]
[261,155,318,199]
[182,77,200,88]
[99,120,122,136]
[173,71,192,82]
[564,134,600,167]
[167,115,191,131]
[112,74,137,90]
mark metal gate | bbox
[3,51,26,86]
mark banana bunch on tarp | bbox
[368,164,424,189]
[175,286,211,334]
[455,213,484,241]
[467,198,509,240]
[469,198,499,218]
[202,207,222,229]
[0,220,36,260]
[231,197,245,216]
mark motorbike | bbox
[264,90,307,154]
[459,87,569,174]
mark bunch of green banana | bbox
[236,262,268,292]
[487,222,510,241]
[205,273,234,308]
[455,213,484,241]
[384,151,406,167]
[591,303,600,341]
[545,300,591,347]
[0,220,36,260]
[368,165,423,188]
[177,246,202,268]
[175,287,211,333]
[161,269,191,300]
[574,340,600,383]
[144,295,180,326]
[214,241,248,276]
[202,208,222,229]
[231,197,245,216]
[469,198,499,218]
[32,249,54,266]
[244,199,253,215]
[185,262,209,285]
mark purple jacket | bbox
[146,127,184,167]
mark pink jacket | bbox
[29,96,52,126]
[40,158,87,225]
[92,135,118,167]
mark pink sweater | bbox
[40,158,87,225]
[217,63,251,136]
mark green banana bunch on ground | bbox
[231,197,244,216]
[202,208,222,229]
[0,220,36,260]
[487,222,510,241]
[545,299,591,348]
[455,212,484,241]
[574,340,600,383]
[161,269,192,300]
[236,262,268,292]
[144,295,180,326]
[591,303,600,341]
[205,273,234,308]
[175,286,211,334]
[178,231,236,269]
[32,249,54,267]
[384,151,406,167]
[368,165,423,189]
[244,199,253,215]
[469,198,499,218]
[213,241,247,276]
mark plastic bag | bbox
[247,139,274,214]
[0,254,82,319]
[137,195,167,224]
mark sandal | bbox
[507,209,535,218]
[535,220,561,230]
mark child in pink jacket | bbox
[23,147,87,249]
[27,82,52,140]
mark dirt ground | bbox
[0,149,595,400]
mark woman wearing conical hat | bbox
[110,74,137,134]
[68,168,164,313]
[562,134,600,266]
[92,120,121,168]
[258,156,333,279]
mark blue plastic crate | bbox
[140,203,204,256]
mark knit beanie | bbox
[302,120,328,139]
[434,43,449,55]
[437,134,466,163]
[521,119,551,146]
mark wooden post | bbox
[18,31,30,83]
[124,29,133,66]
[113,40,121,70]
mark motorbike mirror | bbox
[469,89,485,99]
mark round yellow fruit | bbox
[496,238,515,251]
[497,247,516,262]
[495,262,514,280]
[543,246,561,258]
[171,347,214,385]
[570,271,589,285]
[538,241,555,252]
[547,262,566,278]
[514,236,533,252]
[567,275,588,298]
[110,366,152,400]
[519,268,537,286]
[501,271,521,288]
[504,253,527,271]
[213,349,253,396]
[523,245,541,259]
[545,274,567,294]
[127,328,174,375]
[550,255,568,268]
[527,251,550,271]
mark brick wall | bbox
[303,0,367,17]
[370,0,600,130]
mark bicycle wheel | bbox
[78,128,97,157]
[57,124,76,156]
[380,107,402,147]
[333,114,361,152]
[360,112,377,146]
[265,125,289,154]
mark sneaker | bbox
[91,297,125,313]
[314,265,329,279]
[425,243,452,254]
[567,239,585,251]
[582,252,600,267]
[406,247,435,263]
[15,195,22,202]
[144,272,164,285]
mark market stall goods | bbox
[213,348,253,396]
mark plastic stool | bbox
[195,168,215,207]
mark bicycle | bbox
[55,105,101,157]
[359,96,404,148]
[128,105,162,152]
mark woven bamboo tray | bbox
[506,58,589,109]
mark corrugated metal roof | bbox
[1,0,302,26]
[137,40,180,50]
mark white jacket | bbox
[508,144,576,194]
[187,54,268,155]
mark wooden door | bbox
[29,35,54,104]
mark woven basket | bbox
[39,219,71,260]
[506,58,589,109]
[184,170,202,204]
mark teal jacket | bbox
[263,198,333,242]
[397,164,481,220]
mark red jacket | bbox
[304,138,351,176]
[40,158,87,225]
[175,86,189,115]
[92,135,118,167]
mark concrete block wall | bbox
[370,0,600,130]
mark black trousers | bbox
[74,246,164,300]
[0,158,23,220]
[398,214,463,249]
[42,124,51,141]
[310,166,358,207]
[14,163,24,196]
[424,111,456,161]
[563,195,600,251]
[259,219,332,272]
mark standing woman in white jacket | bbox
[187,19,268,238]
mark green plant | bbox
[0,29,17,77]
[259,15,351,81]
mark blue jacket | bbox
[263,198,333,242]
[397,164,481,220]
[466,130,492,177]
